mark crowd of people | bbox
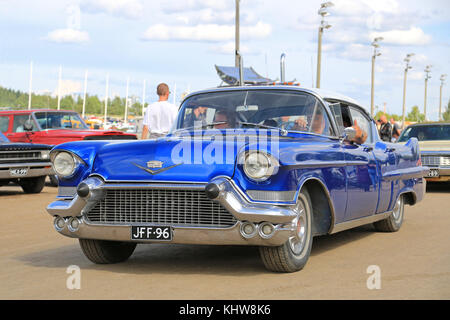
[377,115,402,142]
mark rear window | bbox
[0,116,9,132]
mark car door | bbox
[8,114,38,143]
[342,105,379,221]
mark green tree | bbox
[406,105,425,122]
[443,99,450,121]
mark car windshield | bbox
[34,112,89,130]
[0,131,9,143]
[398,124,450,142]
[173,90,332,135]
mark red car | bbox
[0,109,137,145]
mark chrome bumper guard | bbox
[46,176,299,246]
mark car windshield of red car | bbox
[34,112,89,130]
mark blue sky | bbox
[0,0,449,120]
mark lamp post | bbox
[423,65,432,121]
[370,37,383,118]
[439,74,447,121]
[235,0,240,67]
[316,1,333,89]
[401,53,414,129]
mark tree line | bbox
[0,86,146,117]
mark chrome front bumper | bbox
[0,162,53,179]
[47,176,300,246]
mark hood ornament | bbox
[132,161,182,175]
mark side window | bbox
[311,105,333,136]
[349,107,372,143]
[0,116,10,132]
[13,115,35,132]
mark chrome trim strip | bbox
[246,190,297,202]
[330,211,392,234]
[382,167,429,181]
[100,183,206,190]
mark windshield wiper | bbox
[238,121,288,136]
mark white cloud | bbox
[370,27,432,46]
[52,80,82,97]
[141,21,271,42]
[160,0,232,14]
[45,28,90,44]
[80,0,144,19]
[208,41,261,56]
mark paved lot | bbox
[0,182,449,300]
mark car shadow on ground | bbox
[426,182,450,193]
[15,225,376,276]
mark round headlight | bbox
[53,152,76,177]
[243,151,279,181]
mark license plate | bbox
[426,168,439,178]
[131,226,172,241]
[10,168,28,177]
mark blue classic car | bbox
[0,131,53,193]
[46,86,427,272]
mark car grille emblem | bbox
[146,160,163,168]
[132,161,182,175]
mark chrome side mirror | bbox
[24,120,34,131]
[340,127,356,143]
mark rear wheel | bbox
[20,176,46,194]
[79,239,137,264]
[373,195,404,232]
[259,189,313,273]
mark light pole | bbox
[423,65,432,121]
[235,0,240,67]
[439,74,447,121]
[401,53,414,129]
[316,1,333,89]
[370,37,383,118]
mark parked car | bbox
[0,109,138,145]
[398,122,450,182]
[0,109,138,185]
[46,86,427,272]
[0,131,53,193]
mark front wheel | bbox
[20,176,46,194]
[373,195,404,232]
[79,239,137,264]
[259,189,313,273]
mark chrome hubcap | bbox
[392,197,403,222]
[289,201,307,255]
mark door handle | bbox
[363,146,373,152]
[385,147,396,152]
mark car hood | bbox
[418,140,450,152]
[92,136,245,183]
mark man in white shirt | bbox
[141,83,178,139]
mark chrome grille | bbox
[422,155,450,167]
[85,188,237,228]
[0,151,41,162]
